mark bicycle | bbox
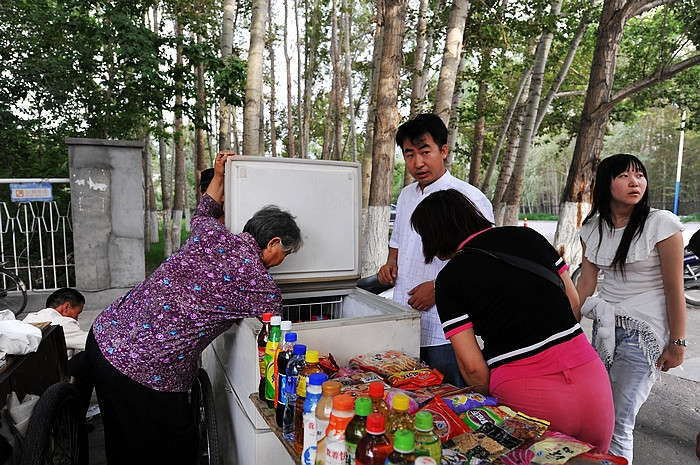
[0,261,28,316]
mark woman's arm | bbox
[206,151,234,206]
[448,328,491,395]
[656,231,686,371]
[561,270,581,321]
[576,243,600,307]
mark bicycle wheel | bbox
[684,263,700,307]
[21,382,89,465]
[0,268,28,316]
[191,368,219,465]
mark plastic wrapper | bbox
[499,431,593,465]
[461,405,515,431]
[442,392,498,415]
[319,353,340,377]
[444,421,525,463]
[385,388,420,414]
[567,451,628,464]
[387,367,444,389]
[348,350,424,378]
[333,371,384,386]
[417,395,470,443]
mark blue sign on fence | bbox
[10,183,53,202]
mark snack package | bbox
[518,431,593,465]
[445,422,522,463]
[387,367,444,389]
[333,371,384,386]
[461,405,515,431]
[417,395,470,442]
[410,383,460,407]
[567,451,629,464]
[385,388,420,414]
[442,392,498,415]
[349,350,424,378]
[319,353,340,377]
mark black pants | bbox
[68,350,93,415]
[86,329,197,465]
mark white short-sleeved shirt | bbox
[580,209,683,305]
[389,171,494,347]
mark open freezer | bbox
[202,157,421,465]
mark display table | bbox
[0,324,70,408]
[250,394,301,463]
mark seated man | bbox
[22,288,91,413]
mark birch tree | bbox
[243,0,269,155]
[218,0,235,151]
[361,0,407,277]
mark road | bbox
[527,220,700,464]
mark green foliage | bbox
[145,219,191,276]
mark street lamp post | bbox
[673,109,687,215]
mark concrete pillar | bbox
[66,138,145,290]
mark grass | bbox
[145,220,190,276]
[519,213,559,221]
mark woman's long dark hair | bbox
[411,189,494,263]
[582,153,650,272]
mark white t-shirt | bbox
[23,308,88,359]
[389,171,494,347]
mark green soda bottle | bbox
[264,316,282,408]
[413,411,441,464]
[385,429,416,465]
[344,396,372,465]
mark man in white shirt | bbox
[378,114,494,387]
[23,288,91,413]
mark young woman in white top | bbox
[577,153,686,464]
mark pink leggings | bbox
[490,358,614,453]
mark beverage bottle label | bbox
[302,411,318,465]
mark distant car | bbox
[390,204,396,228]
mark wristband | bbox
[671,339,687,347]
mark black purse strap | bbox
[461,247,566,293]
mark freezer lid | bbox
[224,156,361,283]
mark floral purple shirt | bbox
[92,194,282,392]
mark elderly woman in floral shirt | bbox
[86,152,302,465]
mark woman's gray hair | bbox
[243,205,303,254]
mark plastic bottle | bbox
[316,394,355,465]
[301,372,329,465]
[385,393,414,441]
[385,429,416,465]
[368,382,390,418]
[294,349,324,454]
[275,331,298,427]
[344,396,372,465]
[315,380,342,444]
[355,413,393,465]
[264,315,282,408]
[257,312,273,400]
[413,411,441,464]
[282,344,307,441]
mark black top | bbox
[435,226,582,369]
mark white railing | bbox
[0,179,74,291]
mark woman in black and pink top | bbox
[410,188,614,453]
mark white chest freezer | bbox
[202,156,421,465]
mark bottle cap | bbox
[305,349,319,363]
[393,429,415,453]
[368,381,385,399]
[281,320,293,331]
[354,396,372,416]
[415,457,437,465]
[261,312,273,322]
[293,344,307,355]
[285,332,297,342]
[321,380,342,396]
[309,372,328,386]
[365,413,386,434]
[332,394,355,411]
[270,315,282,325]
[392,393,410,412]
[414,410,433,431]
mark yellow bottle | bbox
[385,393,414,441]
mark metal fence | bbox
[0,179,74,291]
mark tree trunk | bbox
[433,0,471,127]
[218,0,235,151]
[492,103,525,225]
[481,65,531,193]
[502,0,562,226]
[158,119,172,258]
[468,47,492,186]
[195,33,207,202]
[343,0,357,162]
[361,0,407,277]
[445,49,468,171]
[284,0,296,158]
[267,0,278,158]
[331,0,343,160]
[302,0,321,159]
[171,20,185,253]
[295,0,303,157]
[243,0,268,155]
[362,4,384,213]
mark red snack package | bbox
[387,368,444,389]
[319,353,340,377]
[418,395,470,442]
